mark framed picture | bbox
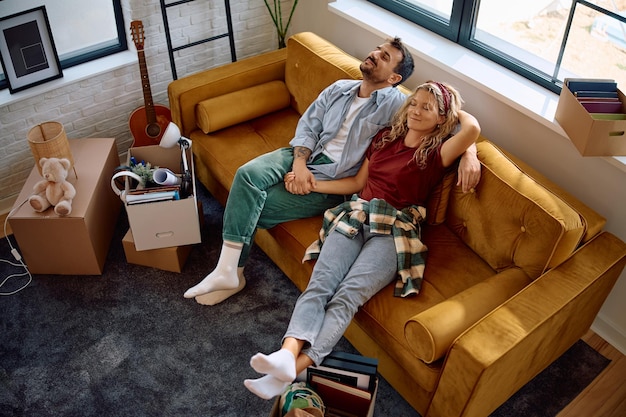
[0,6,62,93]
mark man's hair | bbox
[388,37,414,87]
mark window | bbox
[369,0,626,93]
[0,0,126,91]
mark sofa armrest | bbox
[168,48,288,136]
[426,231,626,417]
[405,268,530,363]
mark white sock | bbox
[250,349,296,382]
[195,268,246,306]
[244,375,289,400]
[184,242,242,298]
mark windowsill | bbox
[0,50,136,107]
[329,0,626,171]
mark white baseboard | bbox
[591,314,626,356]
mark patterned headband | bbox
[431,81,451,115]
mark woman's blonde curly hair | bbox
[376,80,463,168]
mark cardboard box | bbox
[124,145,201,250]
[122,228,192,273]
[8,138,121,275]
[269,378,378,417]
[555,81,626,156]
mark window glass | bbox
[558,4,626,87]
[405,0,453,21]
[473,0,570,78]
[474,0,626,88]
[1,0,125,87]
[371,0,626,92]
[369,0,457,38]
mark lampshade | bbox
[27,121,76,178]
[159,122,182,149]
[159,121,193,199]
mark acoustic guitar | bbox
[129,20,171,147]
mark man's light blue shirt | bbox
[289,79,407,181]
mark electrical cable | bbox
[1,198,32,296]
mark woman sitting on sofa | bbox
[244,81,480,399]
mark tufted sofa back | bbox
[446,140,586,278]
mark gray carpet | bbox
[0,181,610,417]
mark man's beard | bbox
[360,61,373,79]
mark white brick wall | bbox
[0,0,295,213]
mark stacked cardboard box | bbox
[120,145,202,272]
[9,138,121,275]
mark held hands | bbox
[284,165,317,195]
[284,171,296,193]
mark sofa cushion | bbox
[285,32,364,116]
[168,48,287,137]
[195,80,291,134]
[426,169,456,225]
[446,141,585,278]
[191,108,302,189]
[494,145,606,244]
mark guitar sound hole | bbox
[146,123,161,138]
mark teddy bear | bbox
[29,157,76,216]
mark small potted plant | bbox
[264,0,299,49]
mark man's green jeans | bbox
[222,147,345,266]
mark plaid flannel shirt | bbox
[303,195,428,297]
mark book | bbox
[574,90,619,98]
[126,185,181,195]
[566,77,616,83]
[320,357,377,378]
[309,374,372,417]
[576,97,620,103]
[306,353,378,392]
[310,374,371,400]
[591,113,626,120]
[566,78,617,94]
[125,190,179,204]
[327,351,379,368]
[307,366,360,389]
[580,101,623,114]
[297,351,378,392]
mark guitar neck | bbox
[137,49,157,124]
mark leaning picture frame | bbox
[0,6,62,94]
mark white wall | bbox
[289,0,626,353]
[0,0,287,212]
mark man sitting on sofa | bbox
[183,37,481,305]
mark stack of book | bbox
[303,351,379,417]
[125,185,181,205]
[567,78,625,120]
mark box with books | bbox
[269,351,379,417]
[555,78,626,156]
[309,375,378,417]
[124,145,201,250]
[305,351,378,392]
[269,378,378,417]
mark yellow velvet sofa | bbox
[168,32,626,417]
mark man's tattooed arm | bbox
[293,146,312,162]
